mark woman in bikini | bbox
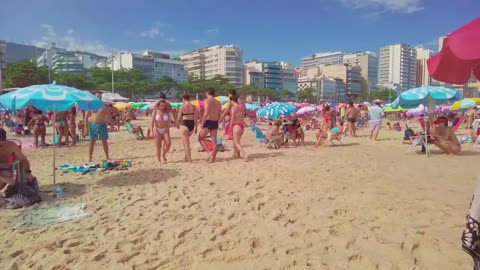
[322,105,333,130]
[151,100,171,164]
[176,94,198,163]
[68,106,77,146]
[230,95,248,161]
[28,109,49,147]
[55,111,70,146]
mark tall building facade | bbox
[102,51,188,83]
[438,36,446,52]
[378,44,417,92]
[244,60,297,94]
[301,52,343,76]
[415,46,433,87]
[180,45,243,87]
[51,51,85,74]
[343,51,378,95]
[5,41,45,64]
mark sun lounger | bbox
[251,125,278,149]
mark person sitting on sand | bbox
[125,117,145,139]
[291,118,305,146]
[315,127,328,147]
[430,116,461,155]
[28,109,49,147]
[151,100,172,164]
[266,120,283,148]
[0,136,41,208]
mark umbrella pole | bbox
[53,111,56,184]
[424,110,429,157]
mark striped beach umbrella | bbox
[450,98,480,111]
[392,86,463,109]
[257,103,297,119]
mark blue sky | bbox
[0,0,478,66]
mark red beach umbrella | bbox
[427,18,480,84]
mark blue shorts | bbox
[89,123,109,141]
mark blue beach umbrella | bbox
[257,103,298,119]
[0,82,104,112]
[391,86,463,157]
[391,86,463,109]
[0,82,104,185]
[245,103,260,111]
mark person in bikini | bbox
[230,95,249,161]
[151,100,172,164]
[85,92,112,162]
[54,111,70,146]
[28,109,49,147]
[344,101,359,137]
[176,93,198,163]
[266,120,283,148]
[430,116,461,155]
[199,88,222,162]
[322,105,333,130]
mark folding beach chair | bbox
[125,122,144,140]
[356,116,366,135]
[407,120,431,155]
[452,117,465,132]
[251,125,278,149]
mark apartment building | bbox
[378,44,417,92]
[180,45,243,87]
[244,60,298,94]
[301,52,344,76]
[343,51,378,95]
[415,46,433,87]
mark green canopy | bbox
[383,106,406,112]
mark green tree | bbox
[54,72,94,90]
[298,87,315,102]
[279,89,294,101]
[4,61,49,88]
[239,84,258,96]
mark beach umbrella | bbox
[427,18,480,84]
[171,102,183,108]
[296,106,316,116]
[0,82,104,184]
[450,98,480,111]
[383,106,406,112]
[131,102,147,109]
[191,100,204,108]
[392,86,463,157]
[245,103,260,111]
[215,96,229,104]
[391,86,463,109]
[300,102,311,108]
[257,103,297,119]
[114,102,132,111]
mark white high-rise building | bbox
[343,51,378,95]
[180,45,243,87]
[301,52,344,76]
[378,44,417,92]
[415,46,433,87]
[438,36,446,52]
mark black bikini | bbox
[182,112,195,132]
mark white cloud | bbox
[140,26,163,39]
[32,24,113,56]
[206,28,219,34]
[337,0,423,14]
[165,37,176,42]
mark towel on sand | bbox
[18,203,88,226]
[462,179,480,270]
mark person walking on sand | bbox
[230,95,248,161]
[176,94,198,163]
[199,88,221,163]
[85,92,112,162]
[28,109,49,147]
[68,106,77,146]
[368,100,384,141]
[344,101,359,137]
[151,100,172,164]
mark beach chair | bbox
[356,116,366,135]
[251,125,278,149]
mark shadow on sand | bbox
[40,182,87,202]
[329,142,360,147]
[97,168,179,187]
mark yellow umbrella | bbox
[191,100,204,108]
[114,102,132,111]
[384,106,406,112]
[450,98,480,111]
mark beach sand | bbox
[0,118,477,269]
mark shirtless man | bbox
[344,101,359,137]
[199,88,222,162]
[85,92,112,162]
[430,116,461,155]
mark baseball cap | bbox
[0,128,6,141]
[433,116,448,125]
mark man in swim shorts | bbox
[368,100,384,141]
[85,92,112,162]
[199,88,222,162]
[344,101,359,137]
